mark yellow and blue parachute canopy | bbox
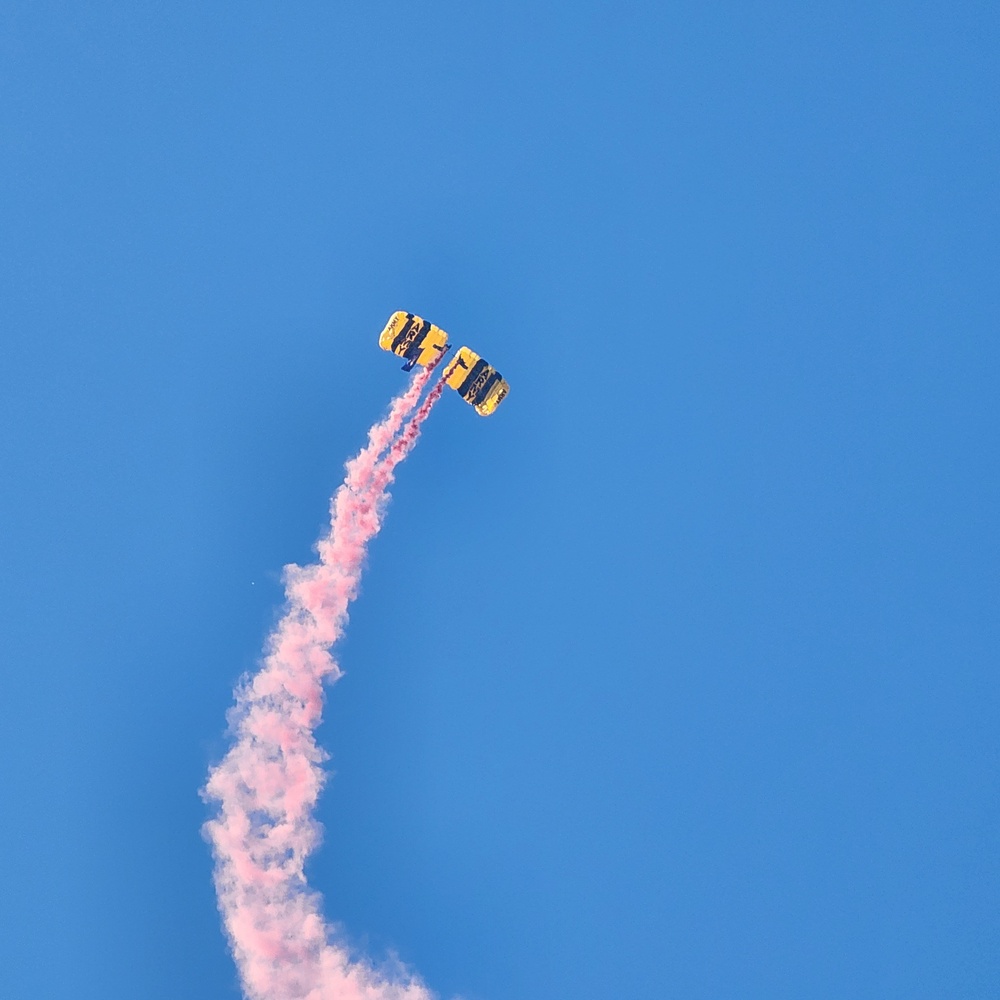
[378,311,449,370]
[445,346,509,416]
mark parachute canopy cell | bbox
[378,311,450,371]
[445,346,510,416]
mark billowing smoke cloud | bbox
[204,366,447,1000]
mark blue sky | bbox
[1,3,997,998]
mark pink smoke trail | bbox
[204,369,446,1000]
[345,366,434,494]
[372,377,449,493]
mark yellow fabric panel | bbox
[378,311,408,353]
[445,347,480,388]
[474,378,510,416]
[414,325,449,366]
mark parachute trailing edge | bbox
[378,311,509,416]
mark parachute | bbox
[378,312,509,415]
[444,346,509,417]
[378,311,449,371]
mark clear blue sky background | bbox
[1,3,997,999]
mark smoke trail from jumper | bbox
[203,367,446,1000]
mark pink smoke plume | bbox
[204,365,449,1000]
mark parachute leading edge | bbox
[444,346,509,416]
[379,311,449,371]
